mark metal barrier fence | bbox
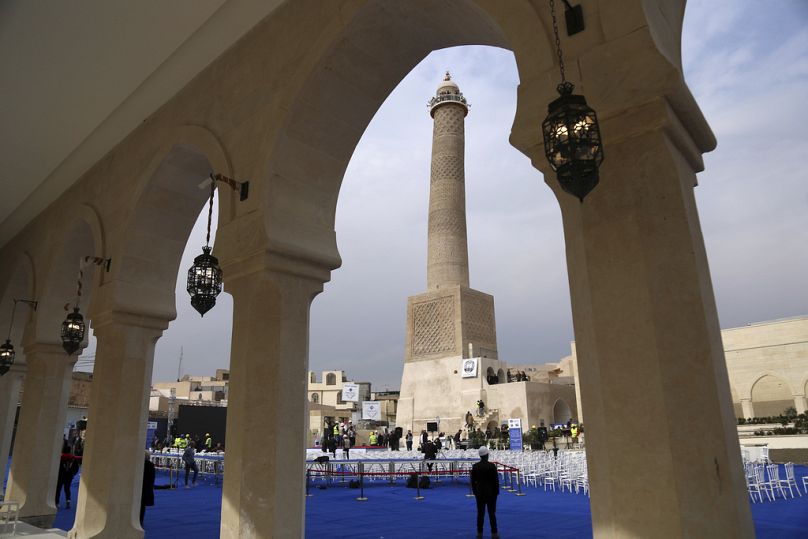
[304,458,525,501]
[149,451,224,488]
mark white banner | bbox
[507,418,522,430]
[362,401,381,420]
[341,383,359,402]
[460,357,478,378]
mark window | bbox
[311,393,319,403]
[326,373,337,385]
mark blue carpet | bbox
[7,461,802,538]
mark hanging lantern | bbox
[542,81,603,201]
[0,340,14,375]
[542,0,604,202]
[187,246,223,316]
[61,307,85,355]
[1,298,37,376]
[187,180,223,317]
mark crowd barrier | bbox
[304,457,525,501]
[149,451,225,488]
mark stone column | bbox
[793,395,807,415]
[741,398,755,420]
[553,101,754,537]
[0,365,24,495]
[69,312,168,539]
[219,263,325,539]
[4,343,75,527]
[427,75,470,290]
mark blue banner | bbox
[509,428,523,450]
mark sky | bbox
[78,0,808,390]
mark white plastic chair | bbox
[0,501,19,537]
[784,463,802,497]
[766,464,789,499]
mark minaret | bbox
[401,72,498,364]
[397,72,501,435]
[427,72,470,290]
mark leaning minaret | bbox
[397,73,501,434]
[427,72,470,290]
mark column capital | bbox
[21,341,74,361]
[221,248,332,291]
[90,310,171,334]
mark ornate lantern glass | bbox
[542,82,604,201]
[187,246,223,317]
[61,307,85,355]
[0,339,14,375]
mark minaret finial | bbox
[444,70,451,81]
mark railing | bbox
[428,92,469,112]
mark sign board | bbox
[362,401,381,421]
[508,418,523,451]
[341,383,360,402]
[460,358,478,378]
[145,421,158,449]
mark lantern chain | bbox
[206,178,215,247]
[549,0,566,85]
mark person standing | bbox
[405,430,413,451]
[471,446,499,538]
[342,434,351,459]
[423,438,437,473]
[55,440,81,509]
[183,441,199,488]
[204,433,213,452]
[141,451,155,526]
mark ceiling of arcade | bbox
[0,0,284,247]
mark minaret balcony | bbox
[428,93,469,116]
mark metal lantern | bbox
[0,340,14,375]
[543,0,604,202]
[542,81,604,201]
[61,307,85,355]
[187,246,223,317]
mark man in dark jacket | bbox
[141,451,155,526]
[423,439,438,472]
[471,446,499,538]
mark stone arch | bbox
[486,366,496,383]
[750,373,794,417]
[311,393,318,403]
[497,368,506,383]
[552,398,572,425]
[259,0,555,266]
[0,253,36,364]
[31,216,101,347]
[108,133,231,319]
[325,373,336,386]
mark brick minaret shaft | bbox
[427,72,470,290]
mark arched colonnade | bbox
[0,1,754,537]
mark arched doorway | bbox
[552,398,572,425]
[751,374,793,417]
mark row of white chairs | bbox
[745,462,805,503]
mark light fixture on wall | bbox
[542,0,604,202]
[187,173,249,317]
[0,299,38,375]
[61,257,111,355]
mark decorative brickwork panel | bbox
[433,106,465,135]
[412,297,455,356]
[430,154,464,184]
[464,295,495,344]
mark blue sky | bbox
[107,1,808,390]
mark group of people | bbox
[152,432,223,453]
[318,419,358,458]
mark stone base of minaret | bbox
[404,285,498,362]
